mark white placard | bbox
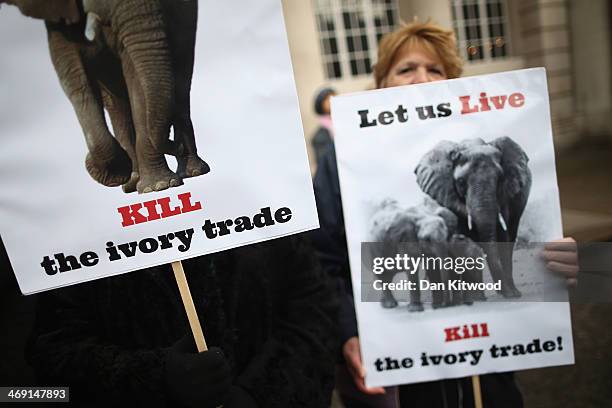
[332,68,574,387]
[0,0,318,294]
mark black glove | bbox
[224,385,259,408]
[164,336,231,408]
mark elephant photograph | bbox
[414,136,532,298]
[366,197,486,312]
[1,0,210,194]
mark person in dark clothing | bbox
[25,235,338,408]
[311,87,337,164]
[312,21,579,408]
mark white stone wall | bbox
[283,0,611,168]
[515,0,578,149]
[569,0,612,142]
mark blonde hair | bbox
[373,21,463,88]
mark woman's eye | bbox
[398,66,414,74]
[429,68,442,75]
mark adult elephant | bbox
[2,0,210,193]
[415,137,532,298]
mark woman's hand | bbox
[541,237,579,286]
[343,336,386,395]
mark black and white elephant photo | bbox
[414,136,532,298]
[1,0,210,193]
[368,198,486,312]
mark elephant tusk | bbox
[498,213,508,231]
[85,12,101,42]
[467,213,473,231]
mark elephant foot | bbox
[122,172,139,193]
[500,284,522,298]
[85,144,132,187]
[178,155,210,179]
[432,301,447,309]
[408,302,424,312]
[381,296,398,309]
[137,169,183,194]
[474,290,487,301]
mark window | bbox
[314,0,399,80]
[451,0,510,62]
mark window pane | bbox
[386,9,395,25]
[314,0,399,79]
[350,59,358,76]
[330,37,338,54]
[486,0,508,59]
[343,12,352,30]
[330,61,342,78]
[365,57,372,73]
[361,35,369,50]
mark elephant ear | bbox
[414,141,465,217]
[489,136,532,199]
[6,0,81,24]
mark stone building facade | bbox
[281,0,612,168]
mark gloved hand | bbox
[164,336,231,408]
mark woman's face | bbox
[382,42,448,88]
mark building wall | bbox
[515,0,578,149]
[568,0,612,142]
[397,0,452,27]
[281,0,326,170]
[283,0,611,170]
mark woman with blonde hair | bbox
[313,20,578,408]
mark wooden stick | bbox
[472,375,483,408]
[172,260,208,352]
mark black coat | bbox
[25,235,338,408]
[311,126,333,164]
[312,145,357,346]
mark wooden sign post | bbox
[472,375,483,408]
[171,260,208,352]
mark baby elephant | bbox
[369,199,486,312]
[445,233,487,306]
[369,200,450,312]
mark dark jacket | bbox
[26,235,338,408]
[311,126,333,164]
[312,145,357,346]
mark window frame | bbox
[314,0,400,80]
[451,0,512,63]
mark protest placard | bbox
[331,68,575,387]
[0,0,318,295]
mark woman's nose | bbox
[412,67,429,84]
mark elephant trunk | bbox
[466,186,505,284]
[111,0,176,155]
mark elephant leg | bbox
[473,267,487,301]
[380,272,398,309]
[47,24,131,187]
[100,87,139,193]
[408,269,424,312]
[428,268,446,308]
[500,241,520,297]
[120,55,182,194]
[161,0,209,179]
[173,106,210,178]
[439,267,455,306]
